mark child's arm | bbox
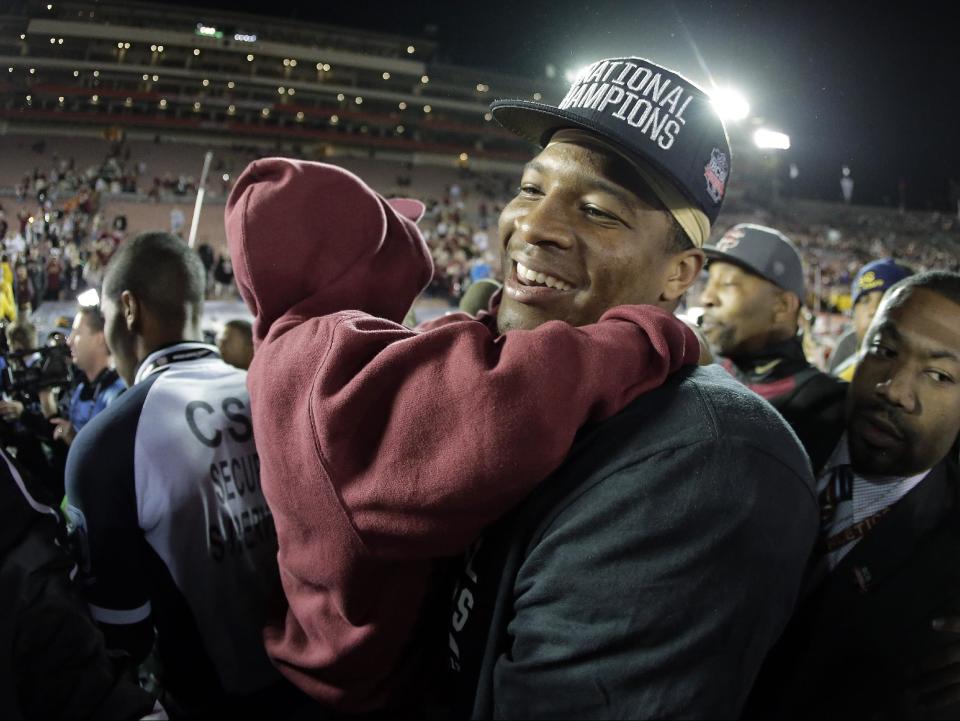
[309,304,698,558]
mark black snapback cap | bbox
[491,57,732,225]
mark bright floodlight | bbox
[77,289,100,307]
[564,65,591,83]
[753,128,791,150]
[710,88,750,122]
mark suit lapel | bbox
[826,461,954,599]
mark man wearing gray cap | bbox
[700,223,848,470]
[444,57,817,719]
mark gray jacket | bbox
[446,365,818,719]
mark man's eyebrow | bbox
[877,320,960,362]
[929,349,960,363]
[585,176,638,209]
[521,159,639,210]
[875,321,902,341]
[522,160,546,176]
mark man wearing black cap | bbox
[444,57,817,719]
[700,223,848,470]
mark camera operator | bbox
[49,307,124,446]
[0,321,57,492]
[0,321,43,424]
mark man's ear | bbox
[772,290,801,326]
[660,249,705,303]
[120,290,139,332]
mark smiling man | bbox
[748,270,960,719]
[445,57,818,719]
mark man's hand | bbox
[0,399,25,422]
[50,418,77,446]
[908,617,960,711]
[39,388,59,419]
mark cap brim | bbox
[703,247,763,277]
[704,248,802,299]
[387,198,426,223]
[491,99,702,210]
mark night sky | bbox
[182,0,959,212]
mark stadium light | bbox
[77,289,99,307]
[407,45,415,54]
[753,128,791,150]
[564,65,591,83]
[710,87,750,122]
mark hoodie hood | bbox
[225,158,433,343]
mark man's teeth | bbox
[516,262,572,291]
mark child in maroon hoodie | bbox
[224,158,700,713]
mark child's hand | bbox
[681,319,714,366]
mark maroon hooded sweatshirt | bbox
[225,158,699,712]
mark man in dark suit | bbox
[444,56,818,719]
[749,270,960,719]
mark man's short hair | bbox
[103,232,206,324]
[664,216,694,254]
[78,305,105,334]
[885,270,960,309]
[7,321,37,349]
[224,319,253,344]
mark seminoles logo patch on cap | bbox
[704,148,729,204]
[715,226,744,252]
